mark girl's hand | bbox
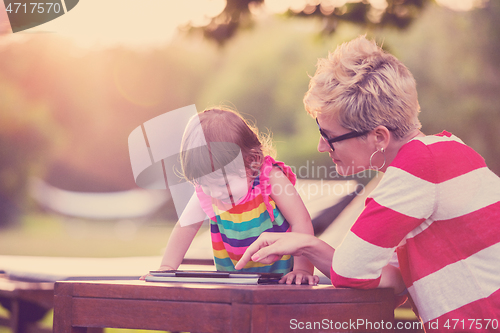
[280,269,319,285]
[139,265,175,281]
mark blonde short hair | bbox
[304,35,421,139]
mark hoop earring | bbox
[369,147,386,170]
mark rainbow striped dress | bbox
[196,156,295,273]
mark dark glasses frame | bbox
[316,118,369,151]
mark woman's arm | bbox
[235,232,405,292]
[235,232,334,278]
[379,263,406,295]
[268,167,317,284]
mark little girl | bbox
[152,107,317,285]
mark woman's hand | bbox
[236,232,335,278]
[235,232,313,269]
[280,269,319,285]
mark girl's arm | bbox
[268,167,318,285]
[154,192,206,271]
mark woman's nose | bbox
[317,137,331,153]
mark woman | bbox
[236,35,500,331]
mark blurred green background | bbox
[0,0,499,251]
[1,0,498,332]
[0,0,498,255]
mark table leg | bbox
[2,298,51,333]
[53,283,74,333]
[9,299,21,333]
[53,284,103,333]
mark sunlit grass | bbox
[0,211,191,333]
[0,211,177,257]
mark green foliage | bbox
[0,77,59,226]
[375,2,500,175]
[196,18,365,173]
[0,36,217,225]
[0,213,177,257]
[194,2,500,177]
[1,1,499,230]
[193,0,432,45]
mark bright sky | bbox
[0,0,487,50]
[435,0,486,11]
[1,0,227,49]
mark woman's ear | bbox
[372,125,391,149]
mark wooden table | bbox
[0,275,54,333]
[53,280,395,333]
[0,256,213,333]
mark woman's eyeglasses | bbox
[316,118,369,151]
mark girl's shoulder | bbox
[258,155,296,186]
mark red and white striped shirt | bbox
[330,131,500,331]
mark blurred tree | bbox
[196,18,366,173]
[0,78,59,226]
[461,0,500,176]
[0,35,216,226]
[1,0,497,230]
[197,1,500,178]
[378,1,500,176]
[189,0,431,45]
